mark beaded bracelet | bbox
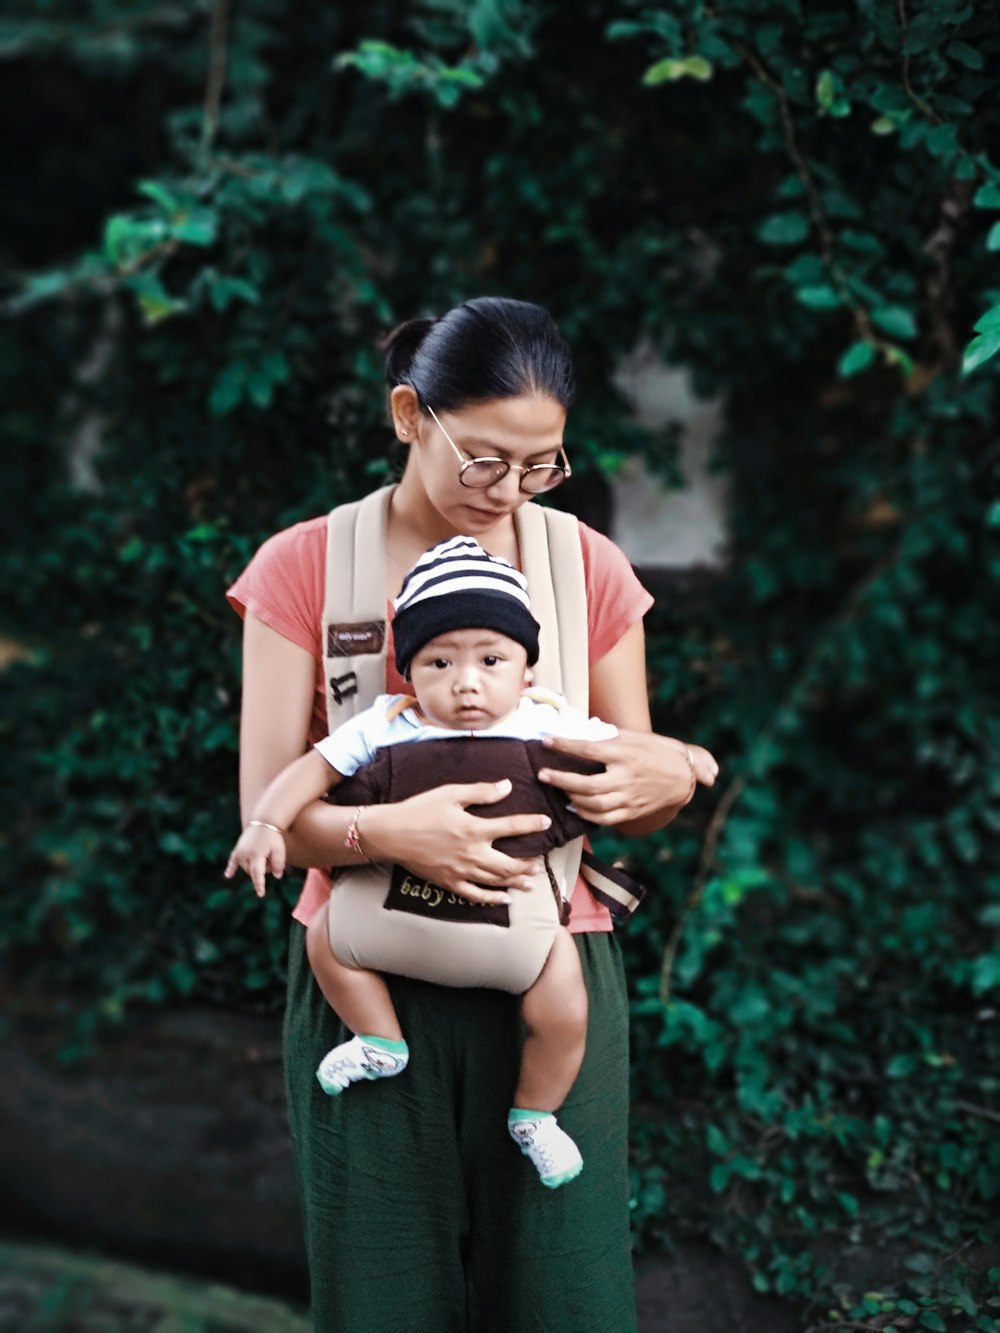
[344,806,375,863]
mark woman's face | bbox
[398,392,568,537]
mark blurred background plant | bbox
[2,1,998,1327]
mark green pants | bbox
[283,923,636,1333]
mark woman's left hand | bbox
[538,730,719,832]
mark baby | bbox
[226,535,623,1188]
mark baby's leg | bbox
[305,901,409,1096]
[508,927,588,1188]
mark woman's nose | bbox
[484,468,523,502]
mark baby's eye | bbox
[431,658,450,670]
[482,654,502,667]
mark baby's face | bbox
[408,629,530,730]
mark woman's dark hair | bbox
[383,297,576,412]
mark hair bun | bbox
[383,317,436,389]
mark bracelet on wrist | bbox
[248,819,284,835]
[344,806,376,864]
[679,746,697,807]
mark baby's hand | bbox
[224,823,287,898]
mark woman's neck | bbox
[387,480,519,595]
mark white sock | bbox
[316,1033,409,1096]
[507,1108,583,1188]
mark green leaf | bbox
[706,1124,730,1156]
[123,271,186,325]
[963,330,1000,376]
[643,54,712,85]
[886,1053,918,1078]
[986,222,1000,252]
[816,69,850,117]
[920,1313,946,1331]
[974,304,1000,334]
[796,285,844,310]
[947,39,983,68]
[209,362,246,416]
[208,275,261,312]
[137,179,179,213]
[871,115,898,135]
[757,212,809,245]
[973,182,1000,209]
[683,55,713,81]
[871,305,917,340]
[882,344,914,377]
[171,208,218,247]
[970,951,1000,995]
[643,59,684,85]
[838,340,875,378]
[104,213,166,266]
[710,1162,731,1192]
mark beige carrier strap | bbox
[514,503,588,902]
[514,504,588,714]
[322,487,394,725]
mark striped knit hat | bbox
[392,535,541,678]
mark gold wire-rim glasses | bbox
[425,405,572,495]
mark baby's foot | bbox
[316,1034,409,1096]
[507,1109,583,1188]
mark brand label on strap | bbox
[383,863,509,927]
[327,621,385,657]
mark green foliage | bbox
[2,0,998,1325]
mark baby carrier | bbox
[322,486,644,993]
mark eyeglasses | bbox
[425,405,572,495]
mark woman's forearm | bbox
[282,799,374,870]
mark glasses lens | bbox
[521,466,567,494]
[460,459,509,488]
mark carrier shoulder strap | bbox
[515,505,646,924]
[322,486,394,727]
[514,504,588,904]
[514,504,588,714]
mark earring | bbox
[399,427,409,437]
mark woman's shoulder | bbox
[227,514,330,655]
[577,520,635,579]
[253,513,329,564]
[575,521,655,660]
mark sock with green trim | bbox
[316,1034,409,1096]
[507,1108,583,1188]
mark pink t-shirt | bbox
[227,508,653,932]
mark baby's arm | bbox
[225,750,342,897]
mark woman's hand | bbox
[359,779,552,906]
[538,730,719,834]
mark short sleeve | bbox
[580,523,654,664]
[226,516,327,659]
[314,699,392,776]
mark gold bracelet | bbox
[680,746,697,807]
[344,806,375,864]
[249,819,283,835]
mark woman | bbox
[228,297,716,1332]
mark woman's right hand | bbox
[359,780,550,905]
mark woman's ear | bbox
[390,385,421,443]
